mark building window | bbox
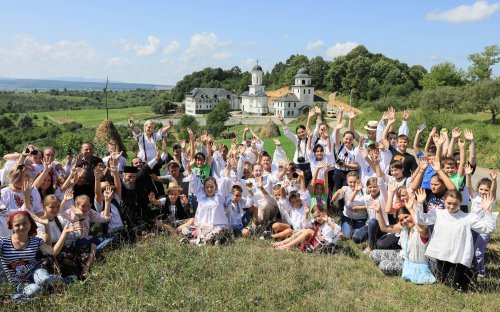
[287,103,290,108]
[294,103,296,108]
[303,89,306,94]
[308,89,311,94]
[302,79,305,85]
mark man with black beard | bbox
[120,152,168,237]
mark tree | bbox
[419,86,464,113]
[465,78,500,124]
[0,115,14,128]
[467,45,500,81]
[308,56,328,89]
[17,115,34,128]
[175,114,200,141]
[151,101,175,115]
[206,99,230,136]
[420,62,465,90]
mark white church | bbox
[273,67,326,118]
[240,64,269,115]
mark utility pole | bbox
[104,77,109,120]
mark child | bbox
[60,194,111,278]
[149,180,190,233]
[465,166,497,277]
[273,204,340,252]
[225,184,252,237]
[308,162,329,216]
[0,211,74,303]
[188,129,213,181]
[381,116,417,178]
[414,189,498,291]
[271,179,311,240]
[181,154,231,245]
[369,195,434,284]
[331,171,367,240]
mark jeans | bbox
[472,231,490,274]
[341,215,366,240]
[352,219,380,246]
[15,268,58,299]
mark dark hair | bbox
[296,125,306,133]
[390,161,404,170]
[396,206,411,218]
[367,143,378,151]
[397,134,409,142]
[232,185,243,193]
[477,178,492,190]
[288,190,301,202]
[195,152,206,161]
[261,151,271,158]
[387,131,397,138]
[343,131,355,138]
[312,144,324,153]
[172,144,182,150]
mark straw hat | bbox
[165,180,183,193]
[364,120,378,131]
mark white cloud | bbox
[180,32,234,62]
[306,40,325,51]
[163,40,181,55]
[429,54,440,61]
[106,57,131,67]
[426,1,500,23]
[326,41,359,58]
[117,35,162,56]
[213,51,232,60]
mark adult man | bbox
[74,141,103,202]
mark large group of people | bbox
[0,105,497,303]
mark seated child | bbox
[273,204,340,252]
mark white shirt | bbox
[318,218,341,244]
[414,203,498,267]
[94,196,123,231]
[36,216,68,244]
[338,186,367,220]
[0,187,43,215]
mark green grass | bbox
[36,106,159,127]
[2,228,498,312]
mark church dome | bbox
[252,64,263,71]
[294,67,311,78]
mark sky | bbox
[0,0,499,85]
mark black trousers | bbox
[436,260,473,291]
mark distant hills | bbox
[0,77,172,91]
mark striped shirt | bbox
[0,236,44,284]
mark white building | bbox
[240,64,269,115]
[184,88,239,116]
[273,68,326,117]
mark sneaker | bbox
[477,273,485,279]
[363,247,371,254]
[259,230,272,240]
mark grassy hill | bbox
[2,233,498,311]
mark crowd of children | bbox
[0,105,497,304]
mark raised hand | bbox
[32,214,50,226]
[464,128,474,142]
[481,193,494,211]
[103,186,114,202]
[347,110,357,120]
[416,188,426,204]
[490,170,497,180]
[388,180,398,193]
[295,168,304,177]
[335,119,345,130]
[180,194,188,206]
[308,109,316,118]
[180,139,186,150]
[402,109,411,121]
[148,192,156,204]
[94,166,103,179]
[317,161,329,169]
[429,127,437,138]
[452,127,462,139]
[464,163,473,175]
[273,138,281,146]
[355,180,363,192]
[62,188,73,201]
[458,138,465,149]
[128,116,135,128]
[429,157,441,171]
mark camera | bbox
[297,156,305,163]
[336,158,345,166]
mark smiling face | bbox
[81,143,94,160]
[397,137,408,153]
[347,175,358,190]
[76,197,91,214]
[313,209,327,224]
[289,197,302,208]
[478,183,491,198]
[443,163,457,176]
[296,127,307,140]
[343,132,354,147]
[232,190,242,203]
[397,213,414,228]
[204,180,217,197]
[260,155,271,171]
[167,190,180,203]
[40,174,52,190]
[313,146,324,161]
[43,148,56,163]
[252,164,263,178]
[44,202,60,219]
[144,121,154,135]
[367,183,379,197]
[11,214,31,235]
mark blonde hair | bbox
[9,165,29,184]
[75,194,90,206]
[43,194,61,208]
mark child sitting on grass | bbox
[273,204,340,252]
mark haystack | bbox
[94,120,127,158]
[256,119,281,139]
